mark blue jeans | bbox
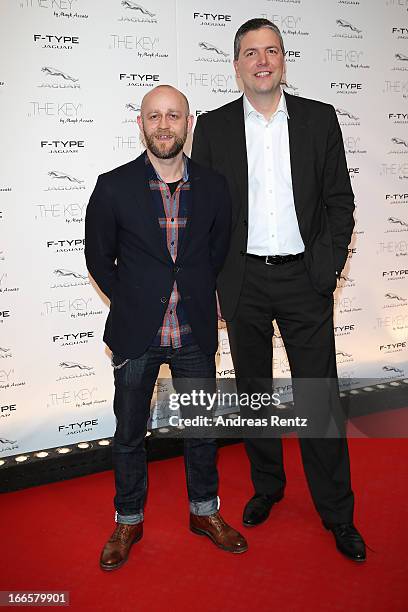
[112,343,219,525]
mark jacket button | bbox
[240,250,245,256]
[243,220,248,227]
[160,297,167,303]
[174,266,181,274]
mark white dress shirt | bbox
[244,91,305,256]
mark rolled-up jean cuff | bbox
[189,496,219,516]
[115,510,144,525]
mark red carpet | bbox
[1,439,407,612]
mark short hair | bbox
[233,18,285,61]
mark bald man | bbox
[85,85,247,571]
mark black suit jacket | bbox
[191,92,355,320]
[85,153,231,358]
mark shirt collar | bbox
[144,151,189,183]
[243,88,289,122]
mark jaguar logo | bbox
[54,269,88,279]
[336,19,362,34]
[59,361,93,371]
[382,365,403,374]
[121,1,155,17]
[388,216,408,227]
[198,42,229,57]
[385,292,407,302]
[336,351,353,358]
[41,67,78,82]
[48,171,84,184]
[335,108,359,120]
[391,137,408,147]
[125,103,141,111]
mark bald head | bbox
[137,85,193,161]
[140,85,190,117]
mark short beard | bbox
[144,127,187,160]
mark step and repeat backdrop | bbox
[1,0,408,456]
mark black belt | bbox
[246,252,304,265]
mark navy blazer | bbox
[85,153,231,358]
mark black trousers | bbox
[226,256,354,525]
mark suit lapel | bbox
[285,92,308,221]
[126,155,173,264]
[176,159,196,261]
[224,97,248,219]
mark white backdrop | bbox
[1,0,408,456]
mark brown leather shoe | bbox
[190,512,248,553]
[100,523,143,571]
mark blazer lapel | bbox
[126,155,173,264]
[224,97,248,219]
[176,159,196,261]
[285,92,308,222]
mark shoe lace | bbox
[110,524,135,545]
[209,512,228,534]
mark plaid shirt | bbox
[145,152,195,348]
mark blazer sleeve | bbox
[84,176,118,300]
[191,115,212,169]
[210,175,232,277]
[322,106,355,273]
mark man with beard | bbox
[85,85,247,571]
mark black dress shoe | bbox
[324,522,366,562]
[243,491,284,527]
